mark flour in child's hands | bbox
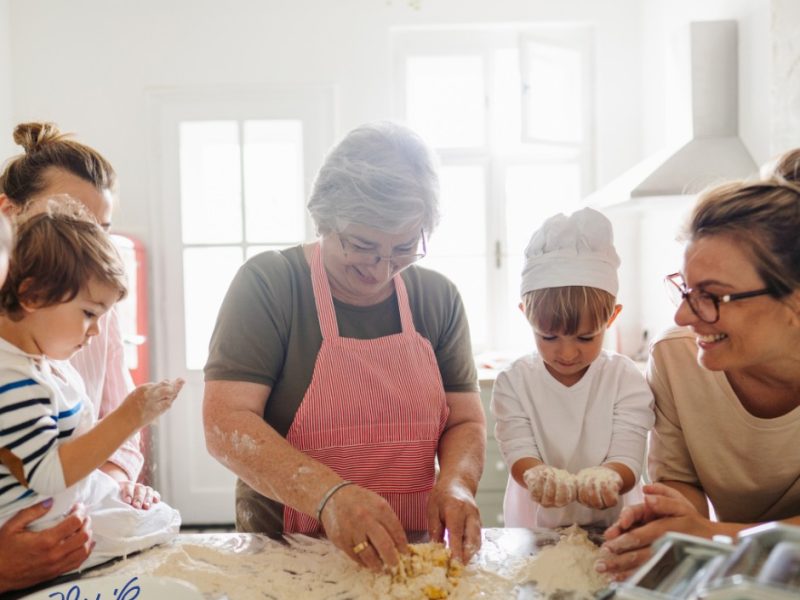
[523,465,576,507]
[575,466,622,509]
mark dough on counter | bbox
[519,525,611,598]
[391,542,463,599]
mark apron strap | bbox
[393,274,416,335]
[310,244,340,339]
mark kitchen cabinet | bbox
[476,379,509,527]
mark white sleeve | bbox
[101,307,142,480]
[605,361,655,479]
[490,367,542,468]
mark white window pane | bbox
[503,253,538,354]
[431,165,486,256]
[180,121,242,244]
[183,246,244,370]
[493,48,523,151]
[406,55,485,148]
[423,257,487,351]
[522,42,583,143]
[504,163,582,257]
[243,120,305,244]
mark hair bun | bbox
[13,122,64,153]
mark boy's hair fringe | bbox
[523,286,616,335]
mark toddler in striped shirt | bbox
[0,199,183,570]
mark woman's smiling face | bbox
[675,233,795,372]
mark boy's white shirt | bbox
[491,349,655,528]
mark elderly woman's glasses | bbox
[664,272,773,324]
[339,229,427,270]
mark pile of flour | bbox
[517,525,611,598]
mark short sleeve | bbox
[437,290,479,392]
[647,340,700,486]
[204,252,294,387]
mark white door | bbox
[147,86,335,524]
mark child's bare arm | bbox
[58,379,184,487]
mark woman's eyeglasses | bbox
[338,229,427,270]
[664,272,773,324]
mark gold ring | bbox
[352,541,369,554]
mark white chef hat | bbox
[520,207,620,297]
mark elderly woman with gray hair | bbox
[203,122,485,570]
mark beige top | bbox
[647,327,800,524]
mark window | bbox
[179,119,305,369]
[393,27,594,355]
[148,86,333,522]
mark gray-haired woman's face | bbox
[320,223,425,306]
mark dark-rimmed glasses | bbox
[664,272,774,324]
[338,229,427,270]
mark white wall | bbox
[771,0,800,154]
[5,0,643,241]
[0,0,14,162]
[640,0,772,163]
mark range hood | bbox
[587,20,758,206]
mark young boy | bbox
[0,199,183,570]
[491,207,654,529]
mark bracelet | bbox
[315,480,354,523]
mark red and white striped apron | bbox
[283,244,449,533]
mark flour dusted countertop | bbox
[14,529,610,600]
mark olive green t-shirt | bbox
[204,245,478,534]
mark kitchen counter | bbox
[10,528,603,599]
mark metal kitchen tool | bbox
[700,522,800,598]
[614,523,800,599]
[614,533,733,599]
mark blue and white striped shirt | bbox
[0,337,92,518]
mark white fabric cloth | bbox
[32,470,180,571]
[491,350,654,528]
[520,207,620,297]
[70,306,143,480]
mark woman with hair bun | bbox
[0,122,154,592]
[598,147,800,580]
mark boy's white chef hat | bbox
[520,207,620,297]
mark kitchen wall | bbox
[0,0,14,161]
[0,2,792,359]
[640,0,772,163]
[2,0,643,245]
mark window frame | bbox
[392,26,595,354]
[145,84,334,521]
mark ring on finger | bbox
[352,541,369,554]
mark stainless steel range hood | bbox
[587,20,758,206]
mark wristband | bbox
[315,480,354,523]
